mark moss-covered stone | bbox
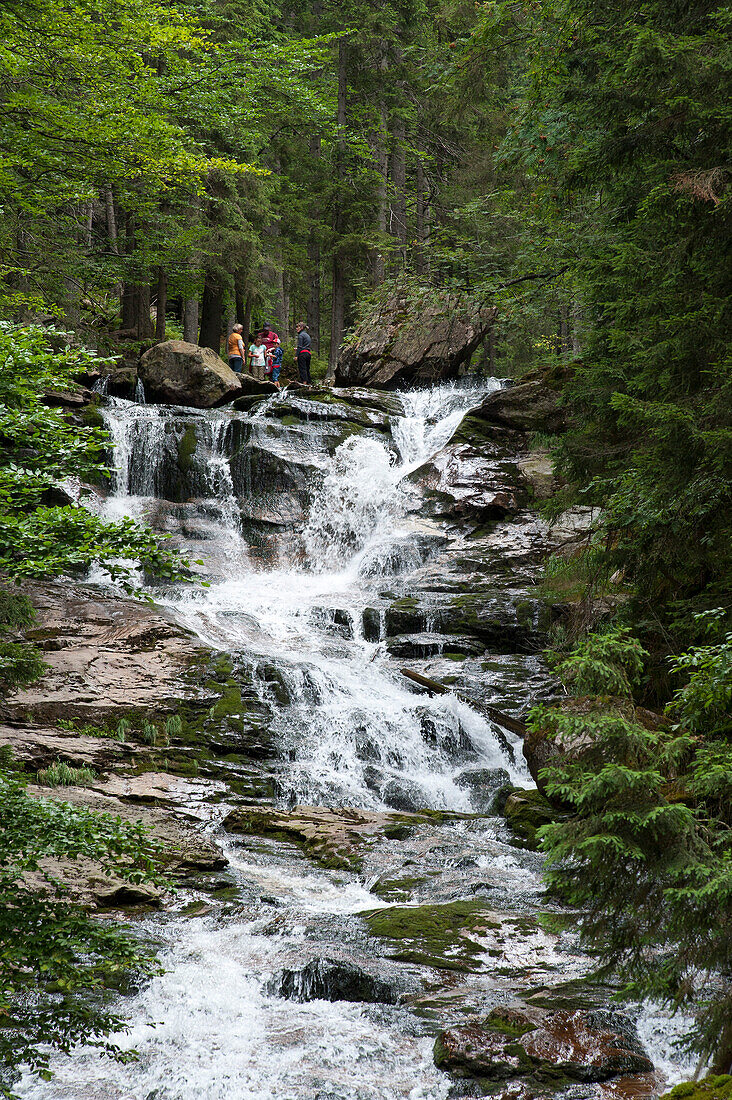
[362,899,500,972]
[662,1078,732,1100]
[501,787,566,850]
[177,425,198,473]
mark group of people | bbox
[226,321,313,387]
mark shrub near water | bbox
[0,769,163,1095]
[37,760,96,787]
[532,626,732,1071]
[0,323,189,590]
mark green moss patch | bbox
[362,899,500,972]
[662,1077,732,1100]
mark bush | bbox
[0,324,189,590]
[533,628,732,1069]
[0,769,163,1093]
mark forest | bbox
[0,0,731,1096]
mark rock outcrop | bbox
[6,581,210,727]
[434,1008,654,1089]
[139,340,241,407]
[472,378,565,434]
[336,295,497,389]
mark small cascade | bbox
[133,376,146,404]
[91,373,109,396]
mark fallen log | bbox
[400,667,527,739]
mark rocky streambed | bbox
[7,378,689,1099]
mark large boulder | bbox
[474,379,565,434]
[336,294,497,389]
[434,1008,653,1087]
[139,340,241,408]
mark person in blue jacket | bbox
[295,322,312,384]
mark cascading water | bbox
[19,378,691,1100]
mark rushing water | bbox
[20,379,691,1099]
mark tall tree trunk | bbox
[372,51,389,286]
[105,187,118,253]
[328,40,348,378]
[199,273,223,352]
[155,266,167,341]
[136,283,154,340]
[183,296,198,343]
[389,112,407,265]
[415,157,429,278]
[235,279,245,325]
[242,295,252,345]
[307,134,321,354]
[84,199,94,250]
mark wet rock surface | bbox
[435,1008,654,1087]
[269,957,401,1005]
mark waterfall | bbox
[18,378,690,1100]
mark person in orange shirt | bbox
[227,324,245,373]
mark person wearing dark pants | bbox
[227,324,245,373]
[295,321,312,384]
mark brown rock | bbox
[139,340,241,408]
[522,1011,654,1082]
[5,581,212,726]
[475,381,565,434]
[434,1009,653,1086]
[224,804,436,870]
[336,294,497,388]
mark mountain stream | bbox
[19,380,690,1099]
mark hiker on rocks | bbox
[269,337,283,388]
[227,324,245,374]
[248,334,267,380]
[295,322,312,384]
[259,323,279,356]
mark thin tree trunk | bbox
[183,297,198,343]
[243,294,252,344]
[199,273,223,352]
[155,266,167,341]
[372,51,389,286]
[136,283,154,340]
[328,40,348,378]
[415,157,428,277]
[84,199,94,249]
[105,188,118,253]
[307,134,321,354]
[389,113,407,265]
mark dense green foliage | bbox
[0,324,187,588]
[0,768,162,1097]
[532,626,732,1067]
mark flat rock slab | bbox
[6,581,212,725]
[223,804,445,870]
[91,772,226,819]
[0,723,137,771]
[25,779,227,908]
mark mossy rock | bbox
[662,1077,732,1100]
[177,426,198,473]
[362,899,500,973]
[500,787,566,850]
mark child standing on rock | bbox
[269,337,283,388]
